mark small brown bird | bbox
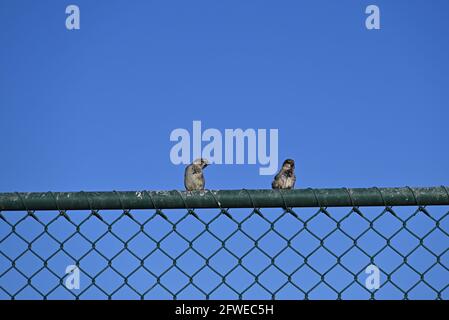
[184,158,209,191]
[272,159,296,189]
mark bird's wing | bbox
[272,171,282,189]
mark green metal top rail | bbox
[0,186,448,211]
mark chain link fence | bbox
[1,187,448,300]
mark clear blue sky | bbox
[0,0,448,300]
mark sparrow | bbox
[184,158,209,191]
[272,159,296,189]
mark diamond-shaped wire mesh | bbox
[1,203,448,299]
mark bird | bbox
[272,159,296,189]
[184,158,209,191]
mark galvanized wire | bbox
[0,187,448,300]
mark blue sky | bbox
[1,0,448,192]
[0,0,448,300]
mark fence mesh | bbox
[1,189,448,300]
